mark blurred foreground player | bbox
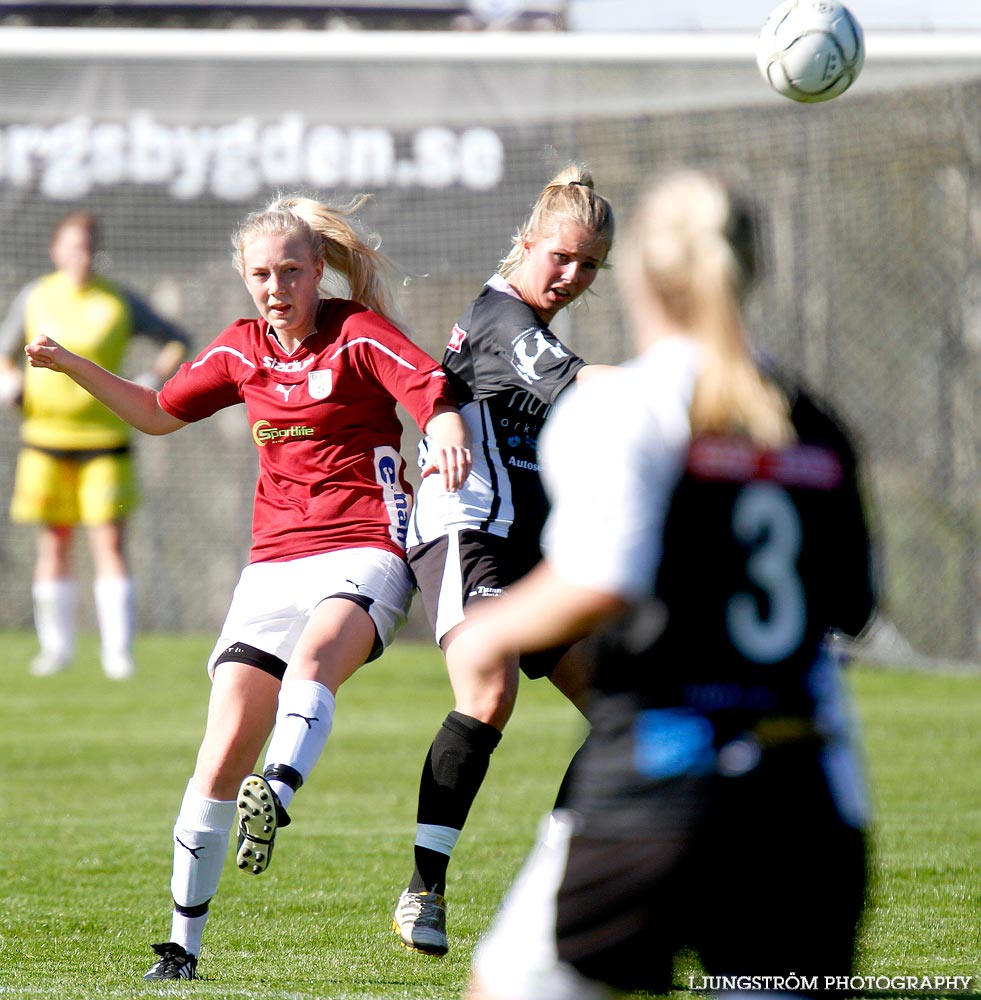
[461,170,877,1000]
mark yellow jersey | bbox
[19,272,134,450]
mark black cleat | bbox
[143,941,197,980]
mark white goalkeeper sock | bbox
[32,578,76,665]
[94,574,135,661]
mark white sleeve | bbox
[540,339,699,601]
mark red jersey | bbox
[159,298,456,564]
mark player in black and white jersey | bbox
[460,171,877,999]
[393,165,616,956]
[409,272,584,562]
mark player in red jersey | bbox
[461,171,877,1000]
[25,193,471,982]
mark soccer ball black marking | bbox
[757,0,865,103]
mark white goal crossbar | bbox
[0,26,980,62]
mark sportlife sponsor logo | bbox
[1,112,506,201]
[251,420,316,447]
[375,446,410,548]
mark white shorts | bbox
[471,811,615,1000]
[206,547,413,677]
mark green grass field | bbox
[1,631,979,998]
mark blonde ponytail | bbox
[499,164,615,278]
[627,171,794,449]
[232,193,403,329]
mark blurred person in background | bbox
[24,193,471,981]
[0,210,189,680]
[461,170,877,1000]
[392,164,617,958]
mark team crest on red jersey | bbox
[307,370,333,399]
[447,323,467,353]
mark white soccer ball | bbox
[757,0,865,103]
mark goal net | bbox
[0,28,976,665]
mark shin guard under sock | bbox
[169,781,237,954]
[410,711,502,894]
[262,680,335,810]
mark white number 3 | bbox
[726,482,807,664]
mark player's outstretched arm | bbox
[575,362,619,383]
[454,560,627,666]
[420,405,472,494]
[25,334,186,436]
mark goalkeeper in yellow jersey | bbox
[0,211,190,679]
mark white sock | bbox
[170,911,207,959]
[415,824,461,857]
[94,575,134,661]
[169,779,236,955]
[263,680,336,809]
[32,578,76,662]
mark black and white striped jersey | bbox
[408,273,586,551]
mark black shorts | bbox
[408,527,566,680]
[556,750,868,996]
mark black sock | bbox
[553,736,587,809]
[408,711,502,895]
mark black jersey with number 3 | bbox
[571,386,876,830]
